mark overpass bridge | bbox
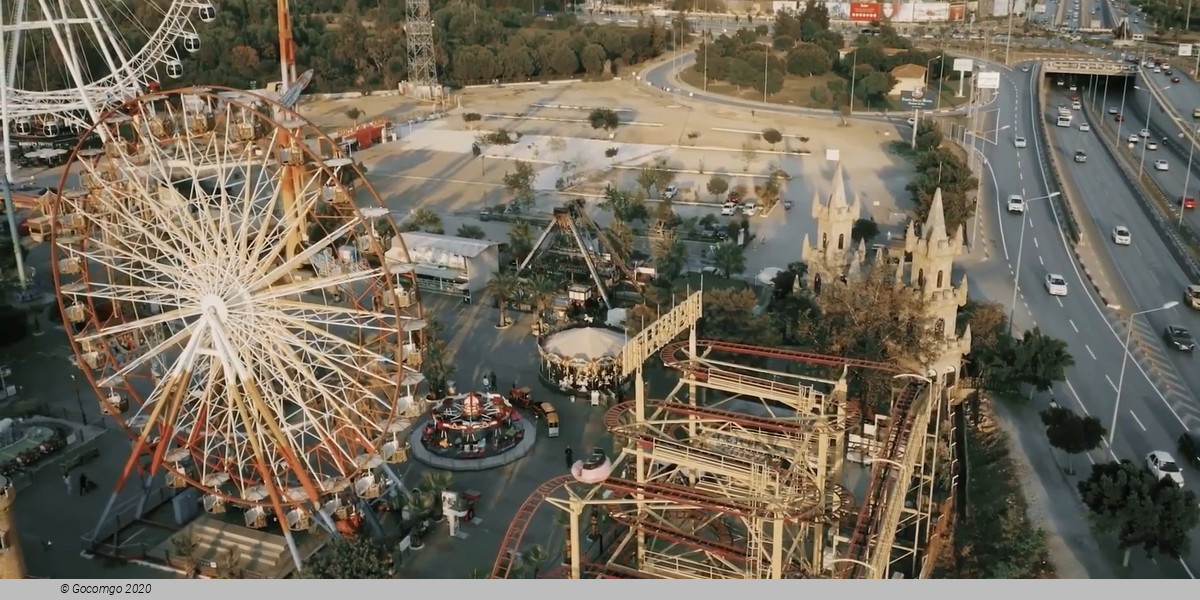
[1042,59,1135,77]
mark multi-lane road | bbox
[1037,69,1199,578]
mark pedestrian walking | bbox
[78,473,92,496]
[63,472,72,495]
[565,446,574,469]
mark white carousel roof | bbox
[542,327,624,360]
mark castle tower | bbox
[904,188,971,379]
[802,163,865,289]
[0,475,27,579]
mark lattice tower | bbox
[405,0,439,95]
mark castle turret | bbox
[904,188,971,378]
[0,475,27,579]
[802,163,862,289]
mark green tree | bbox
[915,119,944,152]
[421,318,456,396]
[850,218,880,244]
[711,242,746,278]
[300,536,393,579]
[508,219,535,263]
[1079,461,1200,566]
[599,185,648,222]
[486,271,521,327]
[651,234,688,281]
[701,287,781,346]
[605,218,636,262]
[635,165,658,197]
[456,224,486,239]
[581,43,607,76]
[547,45,579,76]
[1016,327,1075,396]
[503,160,537,211]
[761,128,783,149]
[706,175,729,201]
[754,69,785,96]
[345,107,363,124]
[404,208,444,234]
[772,35,795,51]
[588,108,620,131]
[521,544,550,579]
[785,43,831,76]
[1039,405,1107,474]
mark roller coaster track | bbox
[606,511,749,562]
[490,475,579,578]
[837,380,927,578]
[604,399,861,435]
[660,340,905,375]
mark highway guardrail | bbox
[1084,101,1200,282]
[1036,69,1084,244]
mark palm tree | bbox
[509,220,535,263]
[521,544,550,579]
[171,531,200,578]
[406,208,443,233]
[420,470,454,521]
[486,271,520,327]
[528,272,559,319]
[650,233,688,281]
[711,242,746,278]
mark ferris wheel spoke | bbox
[267,318,399,390]
[264,299,397,332]
[66,280,193,310]
[77,304,200,344]
[94,322,194,388]
[245,218,364,293]
[77,203,203,284]
[248,265,384,304]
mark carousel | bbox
[419,392,524,459]
[538,327,625,395]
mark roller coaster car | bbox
[572,448,613,484]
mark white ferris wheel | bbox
[51,88,426,567]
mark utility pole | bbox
[1004,0,1015,67]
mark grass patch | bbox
[678,68,842,110]
[933,401,1057,578]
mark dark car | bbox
[1173,76,1182,83]
[726,191,741,204]
[1074,150,1087,163]
[1180,432,1200,468]
[1184,196,1198,210]
[1164,326,1195,352]
[1115,113,1125,122]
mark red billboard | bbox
[948,3,967,20]
[849,2,881,22]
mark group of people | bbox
[63,471,97,496]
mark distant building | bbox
[889,63,928,96]
[386,231,501,300]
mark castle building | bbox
[804,165,971,382]
[0,475,27,579]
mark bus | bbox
[1057,114,1073,127]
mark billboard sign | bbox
[910,2,951,22]
[1181,44,1194,57]
[901,87,936,109]
[849,2,881,21]
[952,58,974,72]
[949,2,967,20]
[976,71,1001,89]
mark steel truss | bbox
[493,291,957,579]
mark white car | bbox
[1146,451,1185,486]
[1147,140,1159,150]
[1014,136,1027,148]
[1112,225,1132,245]
[1154,66,1162,73]
[1069,84,1078,91]
[1129,134,1140,144]
[1140,128,1150,137]
[742,202,759,216]
[1155,159,1170,171]
[1007,195,1025,213]
[663,184,679,200]
[1045,273,1069,296]
[1108,107,1119,114]
[1022,65,1030,72]
[1079,123,1090,132]
[720,202,736,216]
[1072,101,1082,110]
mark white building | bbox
[386,231,501,300]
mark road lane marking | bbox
[1057,297,1064,307]
[1033,237,1039,248]
[1105,375,1118,392]
[1070,319,1079,332]
[1086,345,1097,359]
[1130,410,1147,432]
[1039,255,1044,265]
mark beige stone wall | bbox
[0,477,27,579]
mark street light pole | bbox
[1133,84,1165,177]
[1183,127,1198,227]
[1117,77,1130,142]
[1110,301,1180,446]
[70,374,87,425]
[1008,192,1062,334]
[1004,0,1015,67]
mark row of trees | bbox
[154,1,674,92]
[905,120,977,237]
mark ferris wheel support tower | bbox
[405,0,439,100]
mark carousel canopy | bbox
[541,327,624,360]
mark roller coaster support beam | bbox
[569,497,583,580]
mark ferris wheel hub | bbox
[200,294,232,323]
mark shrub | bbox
[605,147,619,157]
[463,112,482,122]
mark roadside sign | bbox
[1181,44,1194,57]
[901,88,935,110]
[977,71,1001,90]
[953,58,974,72]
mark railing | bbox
[1035,67,1085,243]
[1042,59,1133,75]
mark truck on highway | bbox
[1193,107,1200,119]
[1057,113,1073,127]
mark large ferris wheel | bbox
[50,88,426,568]
[2,1,218,287]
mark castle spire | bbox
[829,162,848,208]
[923,188,949,243]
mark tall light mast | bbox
[277,0,297,89]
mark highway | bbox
[988,64,1195,576]
[1040,77,1200,577]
